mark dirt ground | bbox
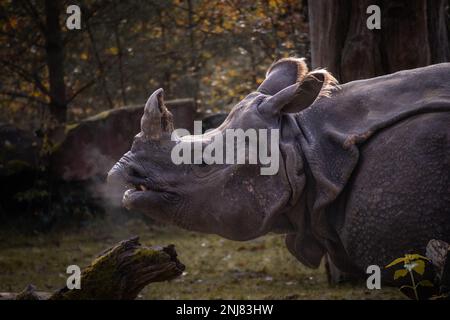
[0,215,404,299]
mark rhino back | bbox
[340,111,450,272]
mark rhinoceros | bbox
[108,58,450,282]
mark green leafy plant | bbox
[385,254,434,300]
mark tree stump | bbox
[0,237,185,300]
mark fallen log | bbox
[0,237,185,300]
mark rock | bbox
[426,239,450,296]
[168,98,197,133]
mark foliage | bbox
[385,254,435,300]
[0,0,308,131]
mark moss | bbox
[132,247,171,265]
[64,123,79,135]
[56,245,124,299]
[85,110,112,122]
[51,249,119,300]
[45,123,79,154]
[49,111,110,154]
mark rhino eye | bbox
[254,95,268,106]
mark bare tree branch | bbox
[0,90,48,106]
[0,59,50,96]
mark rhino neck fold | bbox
[278,114,310,231]
[279,112,359,273]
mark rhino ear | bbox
[257,57,308,95]
[258,70,337,116]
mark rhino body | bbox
[108,58,450,282]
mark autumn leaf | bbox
[394,269,408,280]
[9,16,18,29]
[412,259,425,275]
[386,254,429,269]
[406,254,429,262]
[107,47,119,55]
[386,257,406,268]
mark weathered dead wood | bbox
[0,237,184,300]
[426,239,450,297]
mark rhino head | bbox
[107,58,336,241]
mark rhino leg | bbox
[340,112,450,283]
[325,254,361,285]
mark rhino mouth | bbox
[120,171,182,211]
[123,188,146,210]
[122,178,162,208]
[125,180,162,193]
[122,184,158,210]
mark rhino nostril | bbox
[127,167,140,177]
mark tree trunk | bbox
[0,237,185,300]
[44,0,67,123]
[308,0,450,83]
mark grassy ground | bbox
[0,215,404,299]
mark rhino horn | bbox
[141,88,174,140]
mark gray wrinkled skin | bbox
[108,88,295,241]
[108,60,450,282]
